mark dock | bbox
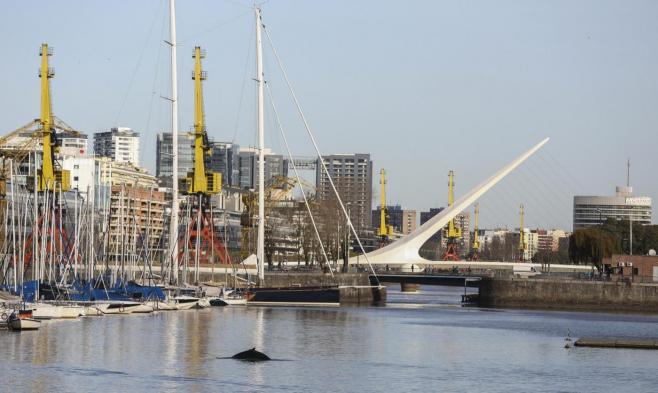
[575,337,658,350]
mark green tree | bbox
[569,227,621,272]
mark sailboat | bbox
[241,7,341,306]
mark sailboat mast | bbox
[169,0,180,284]
[255,7,265,284]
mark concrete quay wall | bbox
[194,271,385,305]
[478,278,658,312]
[258,272,370,288]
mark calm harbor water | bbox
[2,286,658,392]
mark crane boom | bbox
[36,43,69,192]
[378,169,392,239]
[446,170,461,238]
[185,46,220,195]
[39,43,55,190]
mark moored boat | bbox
[172,296,200,310]
[220,290,247,306]
[95,302,153,315]
[145,299,178,311]
[208,297,228,307]
[8,310,41,331]
[29,303,63,320]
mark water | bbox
[2,286,658,392]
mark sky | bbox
[1,0,657,231]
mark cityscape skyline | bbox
[1,1,657,231]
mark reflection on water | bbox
[2,286,658,392]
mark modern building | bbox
[236,148,288,190]
[155,132,194,188]
[58,132,88,157]
[93,127,140,166]
[420,207,445,225]
[210,141,240,187]
[316,153,373,232]
[573,186,652,229]
[235,148,288,190]
[402,210,417,235]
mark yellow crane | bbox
[0,44,76,195]
[518,204,525,261]
[184,46,220,195]
[179,46,227,267]
[7,44,80,272]
[442,170,461,260]
[378,169,393,247]
[470,203,480,260]
[35,43,69,192]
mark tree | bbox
[569,227,621,272]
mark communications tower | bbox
[178,46,229,280]
[442,170,461,261]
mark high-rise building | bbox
[402,210,417,235]
[573,186,652,229]
[420,207,445,225]
[93,127,140,165]
[210,141,240,187]
[237,148,288,190]
[316,153,373,232]
[155,132,194,188]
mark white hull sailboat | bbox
[145,299,178,311]
[28,303,86,319]
[95,302,154,315]
[29,303,62,320]
[172,296,201,310]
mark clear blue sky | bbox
[1,0,657,231]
